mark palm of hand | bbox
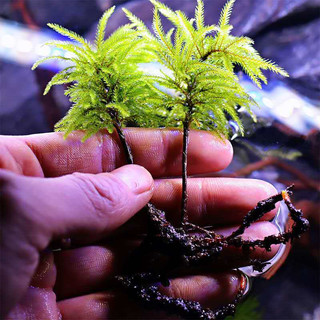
[1,129,279,319]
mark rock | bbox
[0,61,49,135]
[0,61,36,114]
[86,0,320,40]
[5,0,102,34]
[255,19,320,99]
[96,0,113,11]
[0,96,49,135]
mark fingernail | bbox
[111,164,154,194]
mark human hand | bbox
[0,129,280,319]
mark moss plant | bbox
[32,6,163,162]
[124,0,288,223]
[32,1,309,319]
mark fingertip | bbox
[257,180,278,198]
[111,164,154,195]
[159,272,243,309]
[221,179,280,221]
[208,136,233,171]
[217,221,281,262]
[189,131,233,172]
[243,221,281,261]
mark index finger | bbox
[2,128,233,178]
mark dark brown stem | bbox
[107,108,133,165]
[201,49,220,62]
[113,118,134,165]
[96,72,133,165]
[181,114,191,225]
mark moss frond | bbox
[31,55,70,70]
[123,8,153,38]
[126,0,288,137]
[95,6,115,49]
[47,23,93,52]
[34,6,162,140]
[218,0,236,29]
[43,67,75,95]
[150,0,179,26]
[44,40,95,63]
[195,0,205,31]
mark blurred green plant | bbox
[225,297,262,320]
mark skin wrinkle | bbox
[127,129,170,176]
[161,129,183,177]
[101,133,116,173]
[0,143,28,176]
[158,130,170,178]
[191,277,219,305]
[88,133,104,174]
[58,293,112,320]
[197,179,207,223]
[127,128,187,178]
[165,279,184,300]
[29,133,100,177]
[55,248,113,299]
[25,134,61,177]
[54,243,136,300]
[23,140,45,177]
[106,129,131,172]
[72,138,99,173]
[4,144,24,176]
[199,179,216,222]
[69,172,120,222]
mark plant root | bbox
[116,185,309,319]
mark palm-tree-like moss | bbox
[32,6,164,163]
[125,0,288,224]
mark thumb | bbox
[0,164,153,318]
[1,164,154,249]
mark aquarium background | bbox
[0,0,319,319]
